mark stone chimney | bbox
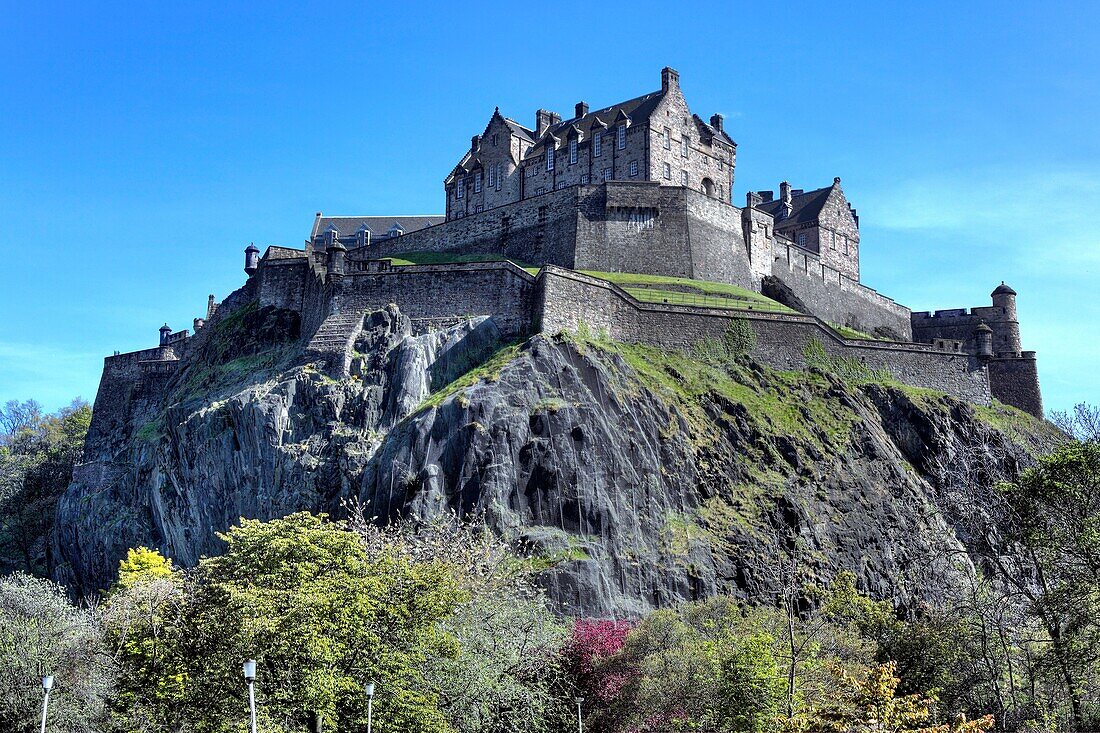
[471,135,481,152]
[759,190,774,203]
[746,191,762,208]
[535,109,560,137]
[661,66,680,92]
[710,113,724,133]
[575,101,589,118]
[780,181,793,219]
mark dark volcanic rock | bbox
[53,302,1057,615]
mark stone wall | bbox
[535,267,989,406]
[769,241,911,339]
[257,257,309,312]
[335,260,536,338]
[988,355,1043,417]
[911,306,1020,356]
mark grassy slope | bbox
[580,270,795,313]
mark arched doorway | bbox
[702,177,715,197]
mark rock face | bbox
[53,299,1056,614]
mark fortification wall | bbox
[364,187,580,268]
[334,260,536,337]
[536,267,989,405]
[769,242,912,339]
[257,257,310,312]
[911,306,1020,356]
[988,355,1043,417]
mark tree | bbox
[101,548,188,733]
[0,572,113,733]
[0,399,91,574]
[1050,403,1100,443]
[181,512,463,732]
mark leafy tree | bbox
[0,399,91,574]
[1050,403,1100,443]
[181,512,463,733]
[102,548,188,733]
[0,572,113,733]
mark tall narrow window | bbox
[496,163,502,189]
[797,232,808,248]
[546,145,555,171]
[581,173,590,184]
[488,164,495,188]
[629,160,638,177]
[457,176,464,199]
[569,138,577,164]
[617,124,626,150]
[474,174,482,193]
[663,162,671,180]
[664,126,671,149]
[681,137,689,158]
[681,170,688,186]
[593,132,602,157]
[603,167,612,182]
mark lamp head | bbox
[243,659,257,682]
[42,675,54,691]
[365,681,376,697]
[575,696,585,704]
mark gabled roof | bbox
[310,215,443,241]
[757,186,833,229]
[692,114,736,147]
[523,89,667,158]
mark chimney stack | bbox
[710,113,724,132]
[576,101,589,118]
[661,66,680,92]
[780,181,793,219]
[759,190,774,203]
[535,109,560,137]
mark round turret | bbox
[326,236,347,281]
[991,281,1017,317]
[159,323,172,346]
[974,321,994,361]
[244,243,260,276]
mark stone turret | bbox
[974,322,994,361]
[244,243,260,276]
[159,324,172,346]
[990,282,1022,355]
[326,236,347,281]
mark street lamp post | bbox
[243,660,258,733]
[365,681,376,733]
[40,676,53,733]
[575,696,585,733]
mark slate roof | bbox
[992,282,1017,296]
[522,90,667,158]
[311,215,443,241]
[756,186,833,229]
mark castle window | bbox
[488,164,495,187]
[629,160,638,177]
[476,204,483,213]
[664,126,671,149]
[491,133,498,146]
[474,174,482,193]
[681,170,688,186]
[546,145,555,171]
[536,187,546,195]
[663,162,671,180]
[457,176,464,199]
[797,232,808,248]
[681,137,689,158]
[556,181,567,190]
[617,124,626,149]
[603,167,612,182]
[830,230,836,250]
[496,163,502,189]
[593,132,602,157]
[569,138,577,164]
[581,173,590,184]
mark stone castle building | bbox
[96,67,1044,418]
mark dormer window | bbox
[593,132,602,157]
[546,145,555,171]
[569,138,577,165]
[617,124,626,150]
[389,224,404,238]
[356,228,370,248]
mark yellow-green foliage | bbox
[419,340,524,410]
[383,251,539,270]
[803,338,893,384]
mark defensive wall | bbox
[534,266,990,405]
[767,241,912,340]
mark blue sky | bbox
[1,1,1097,415]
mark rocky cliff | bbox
[53,297,1060,615]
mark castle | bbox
[95,68,1043,419]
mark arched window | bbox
[702,177,715,197]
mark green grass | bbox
[579,271,795,313]
[828,323,880,341]
[382,251,539,270]
[417,340,525,410]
